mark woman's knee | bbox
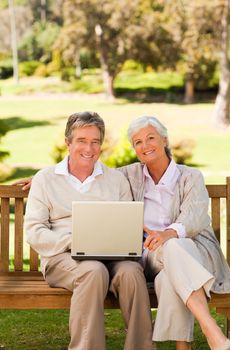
[163,237,190,256]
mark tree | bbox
[214,0,230,127]
[8,0,19,83]
[57,0,177,99]
[165,0,219,103]
[0,4,32,56]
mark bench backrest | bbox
[0,178,230,273]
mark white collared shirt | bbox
[143,159,186,238]
[55,156,103,193]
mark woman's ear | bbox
[164,137,168,146]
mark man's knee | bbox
[114,261,144,283]
[74,260,109,289]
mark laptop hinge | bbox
[128,252,137,256]
[76,252,85,256]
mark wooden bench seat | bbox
[0,179,230,335]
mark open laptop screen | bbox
[71,201,144,260]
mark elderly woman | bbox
[120,116,230,350]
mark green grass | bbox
[0,76,72,95]
[0,71,184,96]
[0,309,225,349]
[0,94,229,184]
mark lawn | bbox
[0,71,184,96]
[0,93,229,184]
[0,309,225,349]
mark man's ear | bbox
[65,137,70,147]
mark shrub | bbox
[50,140,67,163]
[34,64,49,77]
[171,139,196,164]
[46,50,61,75]
[101,131,138,168]
[0,163,14,182]
[61,67,76,82]
[122,59,144,72]
[19,61,40,76]
[0,61,13,79]
[71,74,104,94]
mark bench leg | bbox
[216,308,230,337]
[227,318,230,338]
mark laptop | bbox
[71,201,144,260]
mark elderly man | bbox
[24,111,153,350]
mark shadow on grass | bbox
[0,116,51,133]
[7,166,40,182]
[114,87,217,104]
[184,162,206,168]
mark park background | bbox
[0,0,230,349]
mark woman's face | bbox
[132,125,168,165]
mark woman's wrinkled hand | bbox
[12,177,33,191]
[143,226,177,251]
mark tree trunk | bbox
[214,0,230,127]
[8,0,19,84]
[184,73,195,103]
[40,0,46,23]
[95,24,115,100]
[101,69,115,100]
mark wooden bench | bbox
[0,179,230,335]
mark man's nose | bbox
[84,142,93,152]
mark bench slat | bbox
[0,185,29,198]
[0,198,10,272]
[30,246,39,272]
[211,197,221,243]
[206,184,227,198]
[14,198,24,271]
[227,178,230,266]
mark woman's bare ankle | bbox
[176,341,191,350]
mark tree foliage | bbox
[57,0,178,97]
[0,4,33,55]
[165,0,221,102]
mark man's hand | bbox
[12,177,33,191]
[143,226,178,251]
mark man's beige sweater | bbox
[25,163,132,274]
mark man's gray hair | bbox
[127,116,172,158]
[65,111,105,144]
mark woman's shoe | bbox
[217,339,230,350]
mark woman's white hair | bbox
[127,116,172,158]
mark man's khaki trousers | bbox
[45,252,154,350]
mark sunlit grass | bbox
[0,95,229,184]
[0,308,225,349]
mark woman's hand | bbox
[143,226,178,251]
[12,177,33,191]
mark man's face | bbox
[65,125,102,171]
